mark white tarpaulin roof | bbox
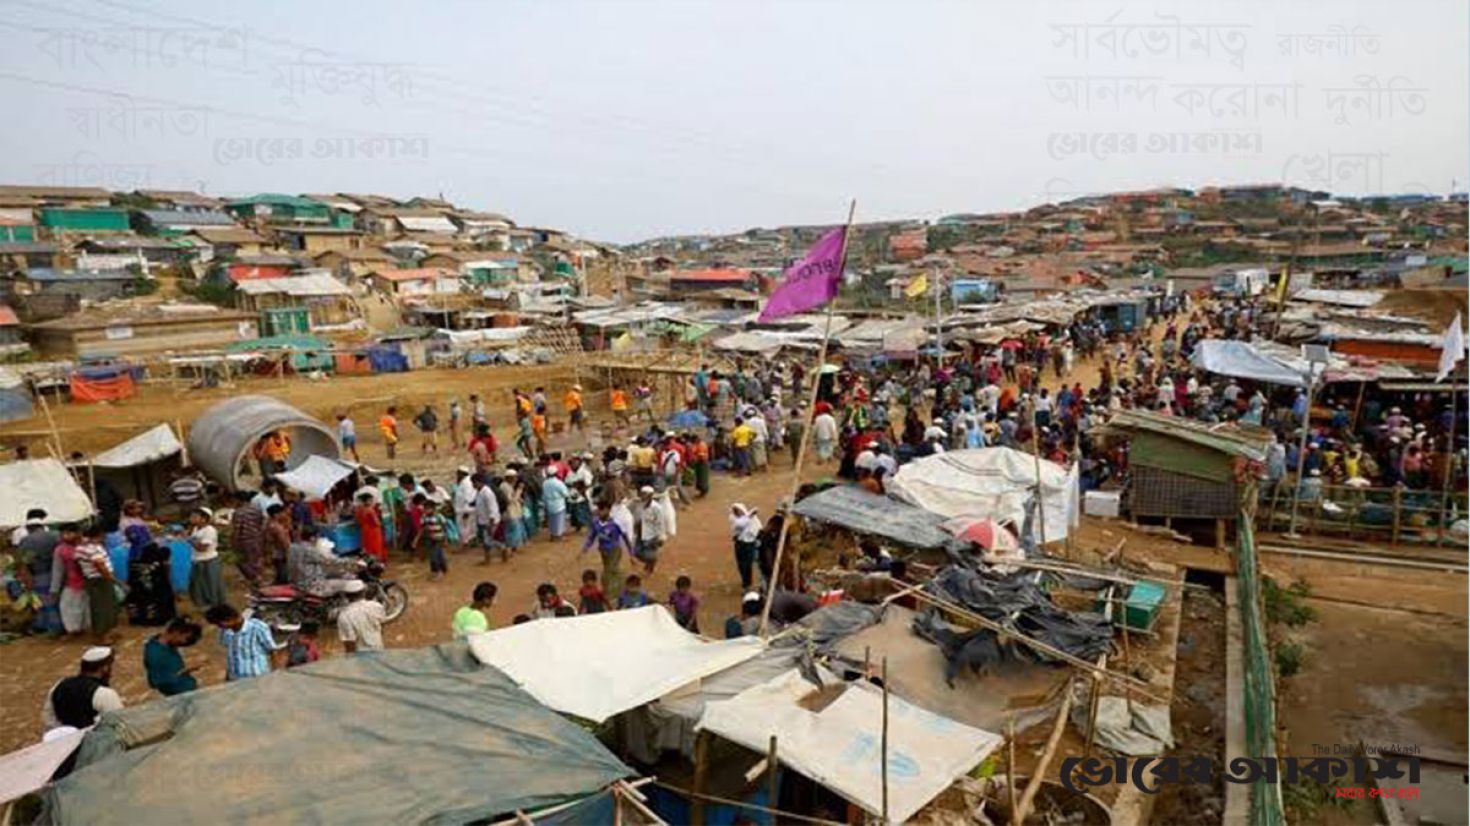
[0,727,89,806]
[90,424,182,469]
[468,605,762,723]
[886,447,1080,541]
[0,459,93,528]
[271,455,360,499]
[1189,339,1307,387]
[697,669,1003,823]
[1290,288,1384,308]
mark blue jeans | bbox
[426,540,447,573]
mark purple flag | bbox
[758,226,848,322]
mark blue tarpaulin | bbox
[366,344,409,373]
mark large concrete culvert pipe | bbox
[186,395,340,491]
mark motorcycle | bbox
[247,557,409,629]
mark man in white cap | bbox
[43,647,123,732]
[453,466,477,549]
[336,579,385,654]
[633,485,668,574]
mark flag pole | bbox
[759,199,856,637]
[1442,384,1458,539]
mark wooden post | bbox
[34,381,65,460]
[1029,403,1048,548]
[1015,681,1076,826]
[1006,715,1018,826]
[691,730,710,826]
[1391,485,1403,546]
[881,657,890,824]
[1120,610,1135,717]
[766,735,779,816]
[1441,387,1459,541]
[760,199,857,636]
[1215,518,1226,551]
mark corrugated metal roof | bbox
[1100,409,1271,461]
[395,215,458,233]
[137,209,236,226]
[234,273,352,297]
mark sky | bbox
[0,0,1465,242]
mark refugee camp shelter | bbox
[41,644,633,825]
[186,395,340,490]
[1099,409,1271,535]
[87,423,184,512]
[27,305,259,359]
[467,605,763,724]
[0,458,93,528]
[886,447,1080,542]
[790,484,960,552]
[0,365,32,422]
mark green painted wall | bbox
[0,225,35,242]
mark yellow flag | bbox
[1275,267,1289,301]
[905,273,929,298]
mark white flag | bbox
[1437,312,1464,382]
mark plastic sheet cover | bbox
[43,644,630,826]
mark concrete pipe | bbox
[186,395,340,491]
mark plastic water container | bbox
[167,539,193,593]
[1084,490,1121,518]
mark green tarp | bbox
[226,334,335,372]
[43,644,631,825]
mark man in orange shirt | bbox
[564,384,585,435]
[610,386,630,428]
[379,406,400,460]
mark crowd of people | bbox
[14,288,1466,742]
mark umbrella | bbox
[945,517,1019,552]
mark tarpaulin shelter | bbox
[1094,409,1270,522]
[0,459,93,529]
[68,370,135,403]
[271,454,359,499]
[790,484,960,551]
[621,603,883,764]
[186,395,340,491]
[467,605,763,723]
[0,366,33,422]
[87,423,184,512]
[697,668,1003,823]
[365,343,409,373]
[42,644,631,825]
[226,334,334,372]
[829,605,1068,735]
[1189,339,1307,387]
[887,448,1080,542]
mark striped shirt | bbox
[221,617,276,680]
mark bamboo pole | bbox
[34,381,65,460]
[1014,679,1076,826]
[909,588,1167,703]
[760,199,856,636]
[881,657,891,824]
[1006,715,1018,826]
[767,735,780,815]
[1029,402,1048,548]
[1441,387,1459,540]
[690,730,710,826]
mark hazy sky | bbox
[0,0,1464,241]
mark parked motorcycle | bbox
[247,557,409,629]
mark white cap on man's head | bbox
[342,580,367,594]
[81,646,113,663]
[639,485,655,496]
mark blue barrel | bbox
[326,521,361,555]
[104,533,130,584]
[167,539,193,593]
